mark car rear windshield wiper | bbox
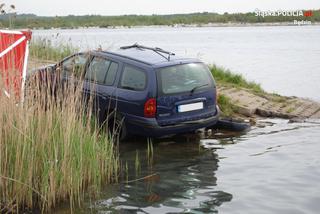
[190,84,209,95]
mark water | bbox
[64,119,320,213]
[33,26,320,101]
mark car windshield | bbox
[157,63,214,95]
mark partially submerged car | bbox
[32,44,219,139]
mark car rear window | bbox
[157,63,214,95]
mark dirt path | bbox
[218,85,320,119]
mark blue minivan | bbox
[35,44,219,139]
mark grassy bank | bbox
[210,65,264,94]
[217,94,238,117]
[210,65,264,116]
[0,64,119,211]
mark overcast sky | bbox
[3,0,320,16]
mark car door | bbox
[44,53,89,97]
[83,56,120,123]
[115,64,149,117]
[59,53,90,83]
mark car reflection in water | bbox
[90,135,233,213]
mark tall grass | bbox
[0,71,119,212]
[146,138,154,166]
[210,65,264,93]
[30,38,78,61]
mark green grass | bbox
[217,94,238,117]
[30,38,78,61]
[210,65,264,94]
[0,73,119,212]
[286,107,295,113]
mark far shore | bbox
[30,22,320,30]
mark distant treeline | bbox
[1,10,320,29]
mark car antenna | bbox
[120,43,175,61]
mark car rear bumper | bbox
[125,106,220,137]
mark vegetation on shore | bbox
[0,9,319,29]
[210,65,264,94]
[209,65,264,116]
[217,94,238,117]
[0,54,119,212]
[30,38,78,61]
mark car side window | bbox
[61,54,88,78]
[120,65,146,91]
[105,62,118,86]
[85,57,110,84]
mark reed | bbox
[29,38,78,61]
[134,150,140,176]
[146,138,154,168]
[0,70,119,212]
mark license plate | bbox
[178,102,203,112]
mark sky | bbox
[2,0,320,16]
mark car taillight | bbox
[144,98,156,118]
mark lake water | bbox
[33,27,320,213]
[33,26,320,101]
[58,119,320,214]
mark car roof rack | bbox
[120,43,175,61]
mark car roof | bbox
[98,47,202,68]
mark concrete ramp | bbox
[218,86,320,119]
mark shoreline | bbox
[30,22,320,30]
[218,84,320,120]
